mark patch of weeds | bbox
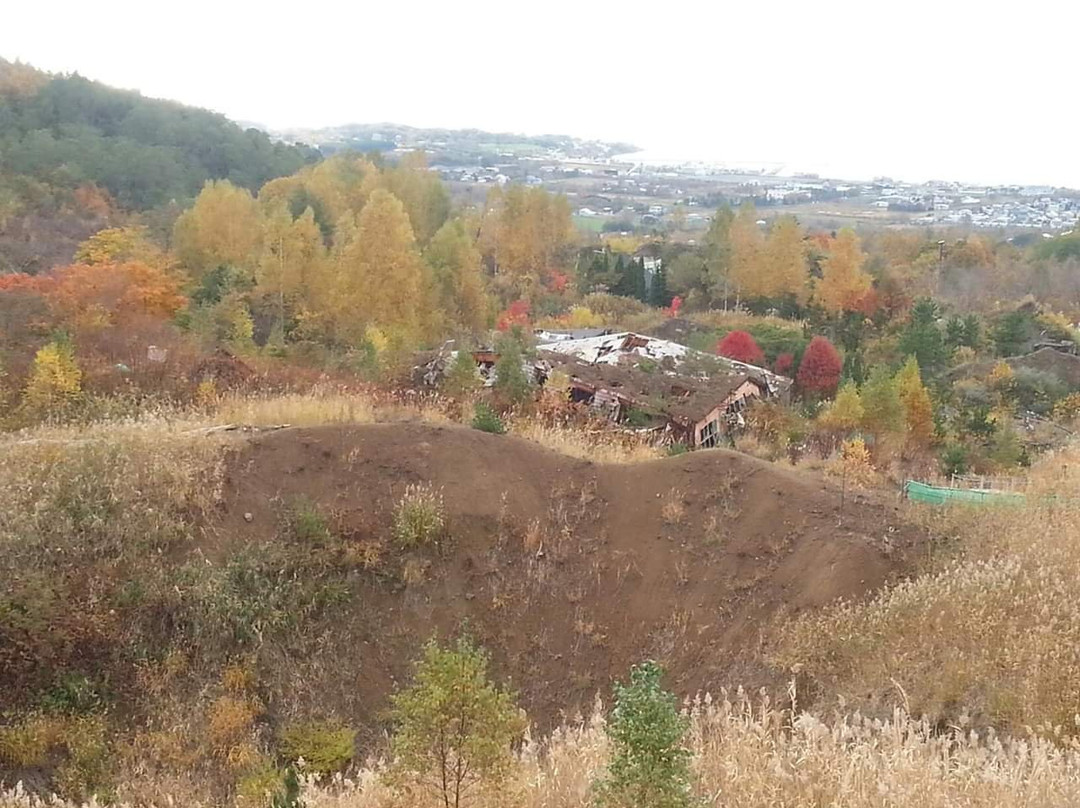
[472,402,506,435]
[39,673,104,715]
[667,442,689,457]
[392,483,446,548]
[288,498,334,546]
[278,721,355,775]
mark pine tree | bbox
[595,660,693,808]
[649,261,670,308]
[390,637,525,808]
[899,298,949,375]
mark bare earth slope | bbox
[214,424,922,737]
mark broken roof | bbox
[538,331,792,396]
[544,352,763,425]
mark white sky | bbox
[3,0,1078,187]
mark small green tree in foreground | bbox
[595,660,694,808]
[390,637,525,808]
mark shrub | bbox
[715,330,765,365]
[796,336,842,398]
[472,402,506,434]
[595,660,693,808]
[279,721,355,775]
[392,483,446,548]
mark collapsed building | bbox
[537,332,790,448]
[415,331,792,450]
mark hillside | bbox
[0,417,926,798]
[0,58,319,273]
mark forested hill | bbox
[0,58,319,209]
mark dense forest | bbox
[0,58,317,273]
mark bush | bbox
[392,483,446,548]
[472,402,506,435]
[595,660,693,808]
[278,721,355,775]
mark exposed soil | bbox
[215,423,924,739]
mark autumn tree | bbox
[173,180,264,279]
[729,202,765,301]
[716,330,765,365]
[47,261,187,328]
[702,206,734,305]
[480,185,575,299]
[23,338,82,413]
[860,364,904,442]
[331,189,433,347]
[895,357,935,447]
[255,202,326,343]
[815,228,872,314]
[425,219,491,335]
[796,336,842,398]
[380,152,452,245]
[390,637,525,808]
[762,215,808,303]
[74,226,174,273]
[818,381,864,434]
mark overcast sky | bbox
[3,0,1078,187]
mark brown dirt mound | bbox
[215,423,923,737]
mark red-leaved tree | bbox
[716,330,765,365]
[773,352,794,376]
[796,336,842,397]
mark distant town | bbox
[268,122,1080,237]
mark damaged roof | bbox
[544,352,762,425]
[538,331,792,396]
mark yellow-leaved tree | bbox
[424,219,491,336]
[74,225,175,273]
[895,357,935,448]
[23,340,82,414]
[762,215,809,302]
[816,228,872,314]
[256,203,326,342]
[331,189,433,348]
[479,185,575,299]
[173,180,264,280]
[728,202,765,300]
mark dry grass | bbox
[10,691,1080,807]
[773,445,1080,738]
[301,694,1080,807]
[212,389,452,428]
[509,418,662,464]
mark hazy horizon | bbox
[4,0,1079,189]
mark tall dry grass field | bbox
[9,692,1078,808]
[773,445,1080,738]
